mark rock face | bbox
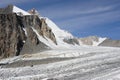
[20,15,57,55]
[40,18,56,44]
[63,38,79,45]
[99,39,120,47]
[0,6,57,58]
[0,13,26,58]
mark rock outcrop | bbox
[63,38,79,45]
[0,5,57,58]
[79,36,106,46]
[28,8,40,16]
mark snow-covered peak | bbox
[12,5,78,49]
[12,5,107,48]
[13,6,31,15]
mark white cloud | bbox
[39,4,116,20]
[78,6,114,14]
[55,10,120,31]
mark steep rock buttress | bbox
[0,12,56,58]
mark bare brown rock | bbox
[0,5,57,58]
[63,38,79,45]
[0,13,26,58]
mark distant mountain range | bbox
[0,5,120,58]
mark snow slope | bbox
[43,17,80,48]
[45,18,73,39]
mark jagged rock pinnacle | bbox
[28,8,40,16]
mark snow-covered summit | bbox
[13,5,31,15]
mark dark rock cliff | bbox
[0,13,57,58]
[0,13,26,58]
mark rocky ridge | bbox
[99,39,120,47]
[0,5,57,58]
[79,36,106,46]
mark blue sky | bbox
[0,0,120,39]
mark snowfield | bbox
[0,46,120,80]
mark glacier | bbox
[0,46,120,80]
